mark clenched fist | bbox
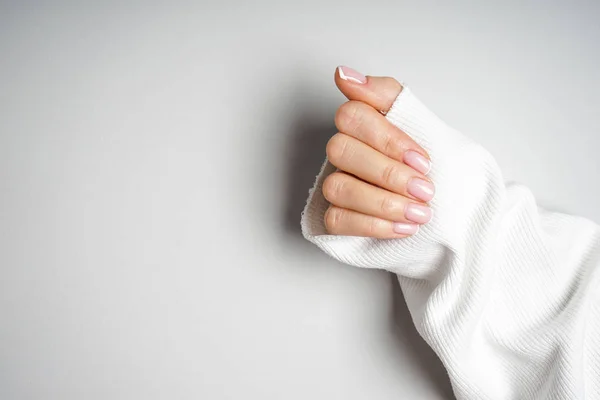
[323,66,434,239]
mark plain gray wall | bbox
[1,1,599,399]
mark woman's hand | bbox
[323,66,434,239]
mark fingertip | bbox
[334,66,402,113]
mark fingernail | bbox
[405,203,433,224]
[337,66,367,84]
[393,222,419,235]
[404,150,431,175]
[407,178,435,202]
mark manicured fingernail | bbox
[337,65,367,84]
[393,222,419,235]
[407,178,435,202]
[405,203,433,224]
[404,150,431,175]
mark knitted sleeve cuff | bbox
[299,85,600,398]
[300,85,504,279]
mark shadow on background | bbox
[390,274,455,399]
[282,102,333,238]
[281,86,455,399]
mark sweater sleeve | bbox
[300,87,600,400]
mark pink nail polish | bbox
[337,66,367,84]
[407,178,435,202]
[393,222,419,235]
[404,150,431,175]
[405,203,433,224]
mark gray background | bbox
[1,1,599,399]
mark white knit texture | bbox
[301,87,600,399]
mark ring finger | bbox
[326,133,435,203]
[322,171,432,224]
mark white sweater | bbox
[301,87,600,399]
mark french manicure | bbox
[407,178,435,202]
[393,222,420,235]
[405,203,433,224]
[337,65,367,84]
[404,150,431,175]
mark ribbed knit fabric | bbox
[301,87,600,399]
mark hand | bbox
[323,66,434,239]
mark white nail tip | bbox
[337,66,363,84]
[424,162,432,176]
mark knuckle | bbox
[366,217,383,237]
[335,101,363,133]
[322,173,346,204]
[324,206,343,233]
[385,77,402,91]
[382,134,405,159]
[380,195,400,217]
[326,133,352,165]
[381,163,400,188]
